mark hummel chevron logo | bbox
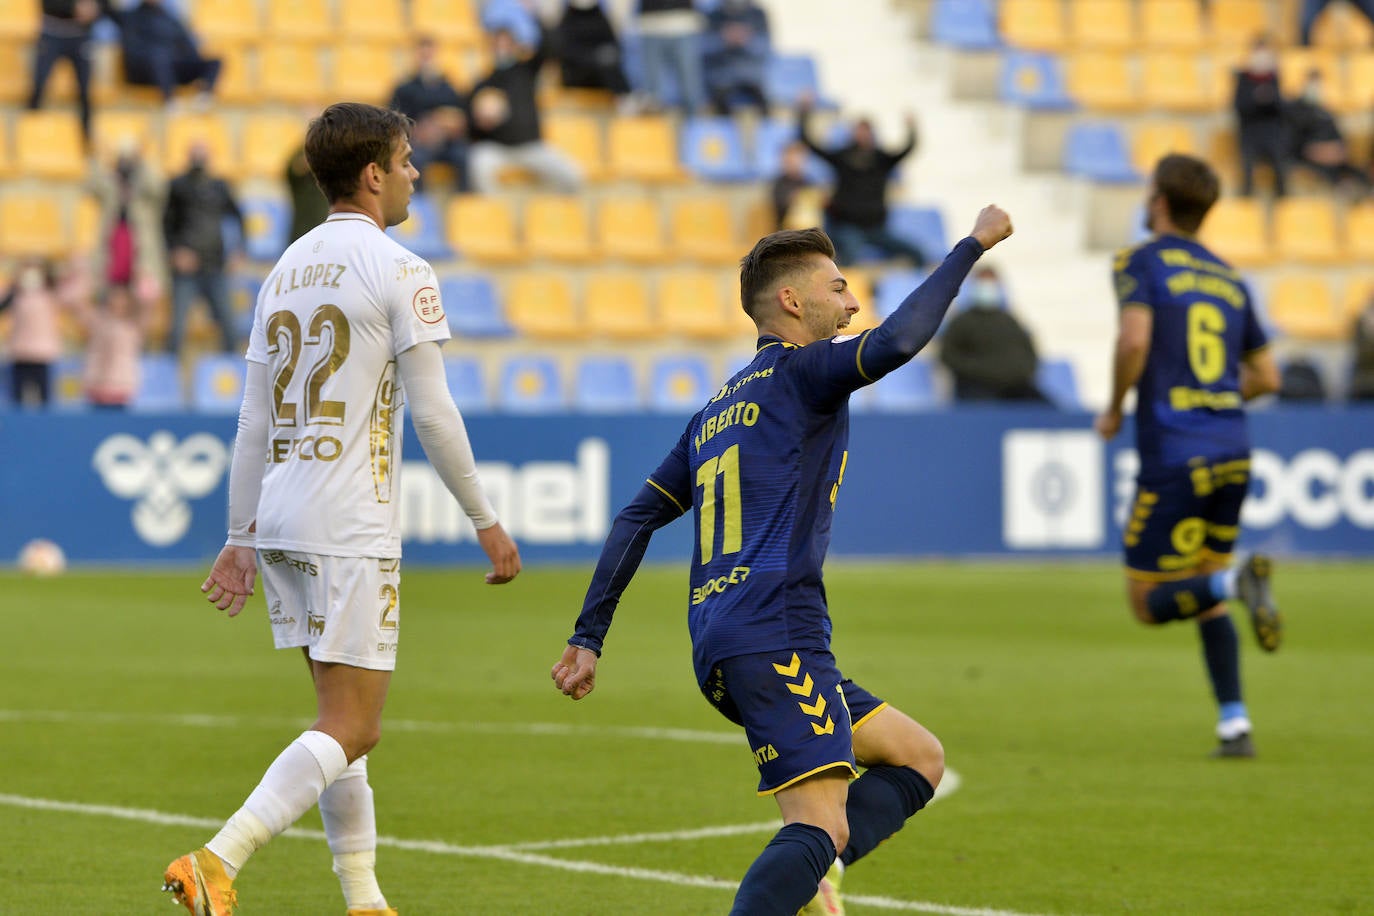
[772,653,801,677]
[811,717,835,736]
[799,695,827,718]
[786,674,814,696]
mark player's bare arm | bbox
[476,522,521,584]
[551,645,599,700]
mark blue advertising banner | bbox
[2,407,1371,564]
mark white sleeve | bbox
[226,360,270,547]
[397,341,499,530]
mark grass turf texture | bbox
[1,561,1371,915]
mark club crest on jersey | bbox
[412,286,444,324]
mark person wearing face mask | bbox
[114,0,221,107]
[88,138,166,309]
[388,35,471,191]
[936,266,1049,403]
[703,0,771,116]
[1232,34,1288,198]
[1284,69,1372,196]
[162,141,244,355]
[0,259,72,408]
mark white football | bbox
[18,539,67,577]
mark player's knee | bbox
[1127,584,1158,625]
[910,732,945,789]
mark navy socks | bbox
[728,822,835,916]
[840,765,935,867]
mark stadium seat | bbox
[1063,122,1140,183]
[1208,0,1270,47]
[1343,277,1374,323]
[260,42,329,105]
[649,355,716,412]
[265,0,335,41]
[999,0,1067,51]
[1036,358,1080,409]
[443,355,490,413]
[681,117,755,182]
[230,274,262,339]
[595,195,667,264]
[869,359,940,411]
[498,355,565,412]
[660,271,737,340]
[670,197,738,264]
[585,272,656,340]
[1273,197,1345,264]
[544,112,606,182]
[131,354,186,412]
[163,112,237,174]
[1131,121,1199,176]
[1266,274,1345,340]
[339,0,407,43]
[929,0,1000,50]
[1279,50,1351,114]
[1309,0,1374,48]
[1198,197,1271,266]
[524,195,596,262]
[998,50,1074,109]
[1344,201,1374,264]
[1348,51,1374,113]
[189,0,261,46]
[0,0,38,40]
[887,207,948,262]
[72,196,101,253]
[333,45,404,104]
[386,192,453,260]
[608,116,685,182]
[50,355,86,409]
[15,110,85,180]
[446,195,522,263]
[191,354,247,413]
[242,197,290,263]
[506,274,583,339]
[0,41,27,104]
[0,193,67,257]
[1068,0,1134,50]
[1140,52,1212,112]
[752,117,833,184]
[1141,0,1206,49]
[205,43,256,104]
[873,269,927,319]
[93,110,156,161]
[763,54,830,109]
[411,0,482,46]
[242,113,305,180]
[1067,50,1139,112]
[441,274,513,338]
[573,357,642,413]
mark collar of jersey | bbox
[756,335,797,352]
[325,213,380,227]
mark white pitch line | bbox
[0,793,1048,916]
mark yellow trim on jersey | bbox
[1198,547,1234,565]
[853,329,877,383]
[646,477,686,514]
[1243,341,1271,356]
[1125,566,1204,583]
[850,701,890,733]
[756,761,859,797]
[1121,301,1153,312]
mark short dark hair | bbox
[738,228,836,319]
[1153,153,1219,234]
[304,102,412,204]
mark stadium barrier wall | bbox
[3,407,1373,564]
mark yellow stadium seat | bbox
[1208,0,1271,47]
[163,113,237,174]
[506,274,584,339]
[1141,0,1207,49]
[1140,52,1212,112]
[445,194,523,263]
[1343,276,1374,321]
[1267,274,1345,340]
[260,43,329,105]
[16,111,86,180]
[265,0,336,42]
[338,0,408,44]
[1068,0,1134,50]
[333,44,404,104]
[243,113,306,179]
[73,195,101,253]
[1274,197,1345,264]
[1132,121,1199,176]
[92,110,156,161]
[670,197,738,264]
[211,43,257,104]
[596,196,666,263]
[525,195,596,262]
[411,0,483,47]
[1210,50,1246,109]
[1206,126,1244,191]
[0,0,38,40]
[190,0,261,46]
[1309,0,1374,48]
[585,272,657,340]
[0,194,67,257]
[1000,0,1067,52]
[1345,202,1374,264]
[608,116,685,182]
[660,271,737,341]
[1067,50,1139,112]
[544,112,605,182]
[1198,197,1271,266]
[1279,49,1351,114]
[1348,52,1374,113]
[0,41,25,102]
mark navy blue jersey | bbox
[569,237,985,684]
[1114,234,1268,471]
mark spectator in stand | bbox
[702,0,770,116]
[388,35,471,191]
[83,282,147,409]
[553,0,635,112]
[467,27,582,193]
[163,141,244,355]
[1349,290,1374,401]
[1299,0,1374,45]
[27,0,112,146]
[88,138,165,310]
[770,141,818,230]
[635,0,705,114]
[1233,35,1288,198]
[799,96,926,268]
[0,258,73,408]
[937,266,1050,403]
[285,144,329,244]
[1285,69,1372,197]
[115,0,221,107]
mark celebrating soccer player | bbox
[1096,153,1282,759]
[551,206,1013,915]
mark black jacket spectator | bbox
[938,290,1048,403]
[1284,74,1372,193]
[703,0,770,115]
[800,110,913,229]
[468,31,548,147]
[554,1,631,96]
[164,161,242,272]
[117,0,221,103]
[389,67,466,124]
[1233,39,1288,197]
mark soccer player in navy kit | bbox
[552,206,1013,916]
[1096,154,1282,759]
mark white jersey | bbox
[246,213,449,558]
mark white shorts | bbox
[259,550,401,671]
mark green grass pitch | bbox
[2,560,1371,914]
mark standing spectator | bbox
[769,140,817,230]
[635,0,705,114]
[285,145,329,244]
[0,258,70,408]
[467,27,582,193]
[1233,35,1288,198]
[553,0,635,110]
[116,0,221,107]
[83,282,147,409]
[1299,0,1374,45]
[163,141,243,355]
[388,35,471,191]
[27,0,111,145]
[702,0,770,116]
[800,98,926,267]
[1349,289,1374,401]
[88,139,165,309]
[1285,69,1372,196]
[937,266,1049,403]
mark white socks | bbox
[207,730,349,877]
[320,755,387,909]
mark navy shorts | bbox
[1123,454,1250,581]
[700,649,888,795]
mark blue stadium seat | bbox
[132,354,185,412]
[51,355,86,410]
[1063,123,1140,183]
[873,268,928,318]
[1000,50,1074,109]
[1036,358,1081,409]
[573,356,642,413]
[649,354,715,412]
[481,0,539,45]
[752,118,832,184]
[886,206,948,264]
[386,193,453,261]
[498,355,564,413]
[443,356,491,414]
[191,353,246,413]
[765,54,832,109]
[869,359,940,411]
[242,196,289,262]
[231,274,263,339]
[930,0,1000,49]
[441,274,513,338]
[681,117,754,182]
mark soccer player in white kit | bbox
[162,102,520,916]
